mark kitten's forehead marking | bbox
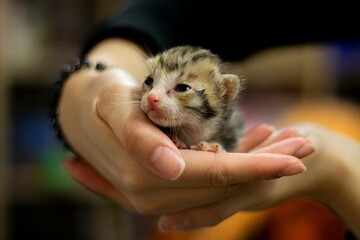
[147,46,224,93]
[153,70,180,89]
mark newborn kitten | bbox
[140,46,244,152]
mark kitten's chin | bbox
[148,112,181,127]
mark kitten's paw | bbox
[191,141,225,153]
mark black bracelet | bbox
[50,57,108,152]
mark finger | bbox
[123,119,185,180]
[62,152,305,215]
[158,206,230,231]
[95,83,185,180]
[158,139,315,230]
[158,200,242,231]
[235,123,275,152]
[62,152,304,214]
[63,156,289,215]
[63,157,232,215]
[252,127,308,151]
[63,157,134,210]
[252,137,316,159]
[176,150,306,186]
[125,184,249,214]
[158,181,276,231]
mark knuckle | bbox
[121,182,155,214]
[130,196,162,215]
[120,174,165,215]
[123,122,143,151]
[121,173,147,193]
[203,154,231,186]
[131,198,153,214]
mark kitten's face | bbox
[140,64,213,127]
[140,46,240,128]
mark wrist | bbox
[51,58,110,152]
[323,143,360,237]
[304,126,360,237]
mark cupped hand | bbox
[158,123,360,232]
[60,68,314,215]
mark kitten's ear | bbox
[221,74,243,104]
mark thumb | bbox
[123,119,186,180]
[96,84,185,180]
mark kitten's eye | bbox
[175,84,191,92]
[144,77,153,87]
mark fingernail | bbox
[278,163,306,177]
[158,214,192,231]
[151,147,185,180]
[62,158,77,168]
[294,142,315,158]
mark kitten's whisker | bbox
[128,42,151,59]
[127,57,147,68]
[130,43,148,57]
[108,101,140,106]
[110,92,142,101]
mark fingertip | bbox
[246,123,275,135]
[259,123,276,132]
[294,142,316,158]
[249,153,306,179]
[278,163,307,177]
[236,123,275,152]
[62,156,87,169]
[62,157,77,169]
[158,213,192,232]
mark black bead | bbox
[62,64,71,73]
[82,59,91,68]
[74,61,82,71]
[72,57,81,69]
[95,62,106,71]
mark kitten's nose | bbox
[147,94,159,108]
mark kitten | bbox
[140,46,244,152]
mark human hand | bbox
[59,67,185,208]
[59,38,314,223]
[158,124,360,234]
[61,82,314,214]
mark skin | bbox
[158,124,360,236]
[59,38,360,237]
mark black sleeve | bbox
[81,0,193,56]
[82,0,360,61]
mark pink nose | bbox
[147,94,159,108]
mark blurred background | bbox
[0,1,149,240]
[0,0,359,240]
